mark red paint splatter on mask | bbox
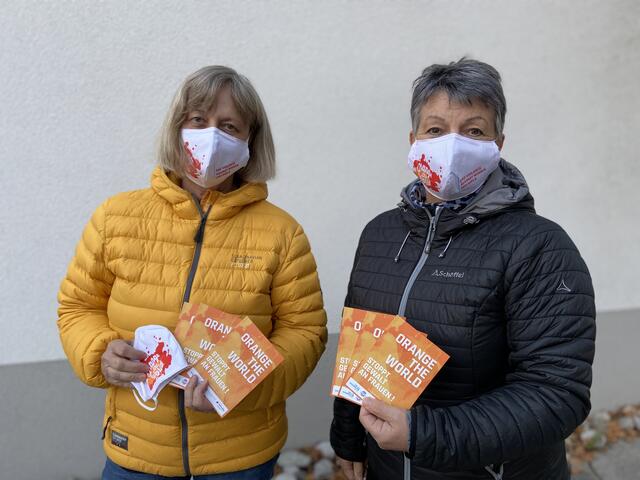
[144,338,173,389]
[413,154,442,192]
[184,141,202,178]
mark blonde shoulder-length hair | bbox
[157,66,276,183]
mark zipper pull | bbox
[424,207,442,254]
[424,234,434,254]
[425,237,438,254]
[193,206,212,243]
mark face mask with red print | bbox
[181,127,250,188]
[131,326,189,411]
[408,133,500,202]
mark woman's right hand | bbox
[336,456,365,480]
[101,339,149,387]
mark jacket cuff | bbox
[81,331,120,388]
[330,420,367,462]
[331,397,368,462]
[330,437,367,462]
[409,404,437,468]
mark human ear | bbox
[409,131,415,145]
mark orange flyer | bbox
[345,315,448,409]
[330,307,364,399]
[194,316,284,417]
[334,308,403,404]
[170,302,241,389]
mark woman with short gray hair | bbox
[331,58,595,480]
[58,65,327,479]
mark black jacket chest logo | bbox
[431,269,465,279]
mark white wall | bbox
[1,0,638,366]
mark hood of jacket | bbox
[151,167,268,221]
[399,159,535,236]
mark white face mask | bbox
[408,133,500,201]
[131,326,189,411]
[181,127,250,188]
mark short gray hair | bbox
[411,58,506,136]
[158,65,276,183]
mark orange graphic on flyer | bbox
[334,308,404,404]
[345,316,448,409]
[194,316,283,417]
[330,307,365,397]
[170,302,241,389]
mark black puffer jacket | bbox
[330,160,596,480]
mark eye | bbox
[468,128,484,137]
[187,116,206,127]
[222,123,238,133]
[426,127,441,135]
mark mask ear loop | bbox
[132,387,158,412]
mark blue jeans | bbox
[102,457,278,480]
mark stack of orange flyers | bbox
[330,308,400,404]
[331,307,449,409]
[172,302,284,417]
[346,315,449,408]
[194,315,283,417]
[170,302,240,389]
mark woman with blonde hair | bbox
[58,66,327,479]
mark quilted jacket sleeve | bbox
[408,222,596,471]
[240,225,327,409]
[330,236,368,462]
[57,201,120,388]
[331,396,367,462]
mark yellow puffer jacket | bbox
[57,167,327,476]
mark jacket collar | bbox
[150,167,268,220]
[398,159,535,236]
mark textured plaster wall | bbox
[1,0,638,365]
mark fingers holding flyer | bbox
[359,397,410,452]
[184,374,216,412]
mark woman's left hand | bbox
[184,376,216,412]
[359,398,409,452]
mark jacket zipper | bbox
[398,206,443,480]
[398,206,442,316]
[101,416,112,440]
[178,197,211,477]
